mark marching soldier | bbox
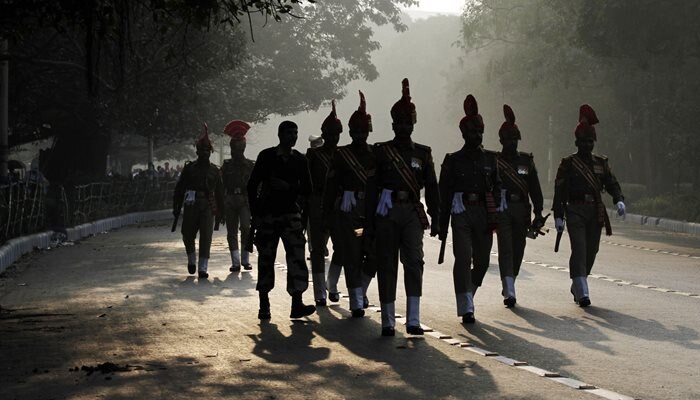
[553,104,625,307]
[247,120,316,320]
[438,95,500,324]
[369,78,440,336]
[221,120,255,272]
[323,91,376,318]
[173,124,225,279]
[495,105,544,308]
[307,102,343,306]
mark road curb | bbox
[0,209,170,274]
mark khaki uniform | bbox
[369,139,439,329]
[552,153,623,300]
[495,151,543,301]
[306,146,342,302]
[173,160,224,275]
[247,146,312,296]
[323,143,377,311]
[438,147,500,317]
[221,156,254,268]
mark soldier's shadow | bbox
[248,320,330,365]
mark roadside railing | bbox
[0,177,176,246]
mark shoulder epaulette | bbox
[593,153,608,162]
[414,142,432,152]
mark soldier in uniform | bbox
[173,124,225,279]
[323,91,376,318]
[438,95,500,324]
[495,105,544,308]
[368,78,440,336]
[553,104,625,307]
[307,102,343,306]
[247,120,316,320]
[221,120,255,273]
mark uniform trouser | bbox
[308,194,341,273]
[255,213,310,295]
[334,207,365,291]
[225,194,251,252]
[566,204,602,278]
[452,207,493,290]
[375,203,425,303]
[181,198,214,258]
[496,203,531,278]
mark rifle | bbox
[554,230,563,252]
[437,209,450,264]
[527,213,550,239]
[438,238,447,264]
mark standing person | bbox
[323,91,376,317]
[552,104,625,307]
[221,120,255,273]
[173,124,225,279]
[369,78,440,336]
[495,105,544,308]
[247,120,316,320]
[307,102,343,306]
[438,95,500,324]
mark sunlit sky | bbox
[403,0,464,15]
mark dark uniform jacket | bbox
[306,146,336,195]
[247,146,313,217]
[323,143,376,216]
[496,151,544,214]
[173,159,225,216]
[552,153,624,219]
[369,139,439,225]
[221,156,254,196]
[438,146,502,234]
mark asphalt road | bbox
[0,218,698,399]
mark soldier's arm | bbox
[603,159,624,205]
[491,153,502,206]
[299,154,313,217]
[423,149,440,221]
[322,154,341,219]
[438,154,453,238]
[527,154,544,215]
[215,168,225,217]
[173,165,186,211]
[247,152,265,217]
[552,158,569,219]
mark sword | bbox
[554,230,563,252]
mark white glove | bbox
[340,191,357,212]
[555,217,565,233]
[497,188,508,212]
[616,201,626,217]
[375,189,393,216]
[451,192,465,214]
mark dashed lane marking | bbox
[601,240,700,260]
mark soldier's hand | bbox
[616,201,626,217]
[555,217,565,233]
[173,208,180,217]
[430,219,440,237]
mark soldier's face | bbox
[196,147,211,160]
[576,137,595,155]
[464,129,483,149]
[279,127,298,148]
[322,131,340,147]
[230,140,246,156]
[500,137,519,152]
[350,130,369,144]
[392,122,414,138]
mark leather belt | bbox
[463,192,483,206]
[570,193,596,204]
[392,190,414,203]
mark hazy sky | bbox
[404,0,463,14]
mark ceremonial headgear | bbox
[348,91,373,133]
[224,120,251,142]
[390,78,417,124]
[459,94,484,133]
[308,135,324,148]
[321,100,343,134]
[574,104,599,141]
[196,123,214,152]
[498,104,521,140]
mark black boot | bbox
[290,292,316,319]
[258,292,271,320]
